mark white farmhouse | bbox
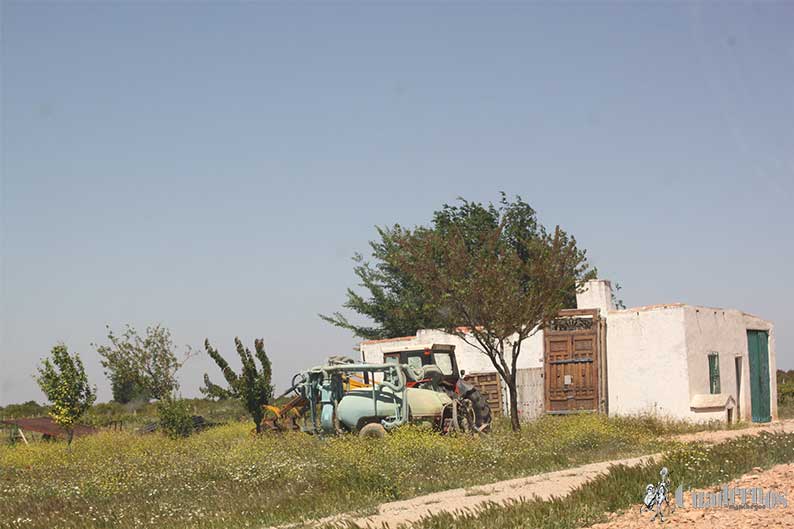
[359,280,778,424]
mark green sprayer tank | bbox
[336,387,452,431]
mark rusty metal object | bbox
[0,417,97,439]
[261,415,301,432]
[261,394,307,431]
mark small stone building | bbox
[359,280,778,424]
[606,301,776,423]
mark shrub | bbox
[34,344,96,445]
[778,381,794,404]
[157,398,194,439]
[0,400,49,418]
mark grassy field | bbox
[0,398,249,432]
[0,413,727,529]
[407,431,794,529]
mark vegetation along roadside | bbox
[394,431,794,529]
[0,413,736,529]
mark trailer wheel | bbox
[359,422,387,439]
[464,388,492,433]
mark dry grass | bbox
[0,413,737,529]
[407,431,794,529]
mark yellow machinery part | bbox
[259,373,371,433]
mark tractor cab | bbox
[382,343,461,389]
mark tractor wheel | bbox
[359,422,387,439]
[464,388,492,433]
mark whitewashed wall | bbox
[682,306,777,422]
[605,305,693,419]
[360,328,544,375]
[605,304,777,423]
[359,278,778,425]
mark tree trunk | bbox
[508,381,520,431]
[253,410,263,434]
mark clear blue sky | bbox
[1,2,792,405]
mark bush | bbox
[778,381,794,404]
[157,398,194,439]
[0,400,49,418]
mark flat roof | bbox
[381,343,455,354]
[610,303,766,320]
[360,335,414,345]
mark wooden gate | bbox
[464,371,504,416]
[544,309,602,413]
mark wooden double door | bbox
[544,310,600,413]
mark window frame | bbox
[708,352,721,394]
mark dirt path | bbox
[671,419,793,444]
[282,419,794,529]
[590,463,794,529]
[313,454,659,529]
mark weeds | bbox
[0,413,752,529]
[779,400,794,420]
[408,431,794,529]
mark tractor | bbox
[264,344,492,437]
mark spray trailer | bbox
[264,344,492,437]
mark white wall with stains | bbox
[604,302,777,423]
[358,279,778,424]
[605,305,692,419]
[360,328,544,375]
[682,306,777,422]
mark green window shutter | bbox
[708,353,721,394]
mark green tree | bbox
[34,344,97,445]
[202,338,274,433]
[321,194,587,339]
[95,324,188,402]
[392,196,595,431]
[108,376,149,405]
[320,225,444,339]
[0,400,48,419]
[199,373,234,400]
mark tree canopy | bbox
[95,324,187,402]
[322,194,591,340]
[391,195,595,430]
[202,337,274,433]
